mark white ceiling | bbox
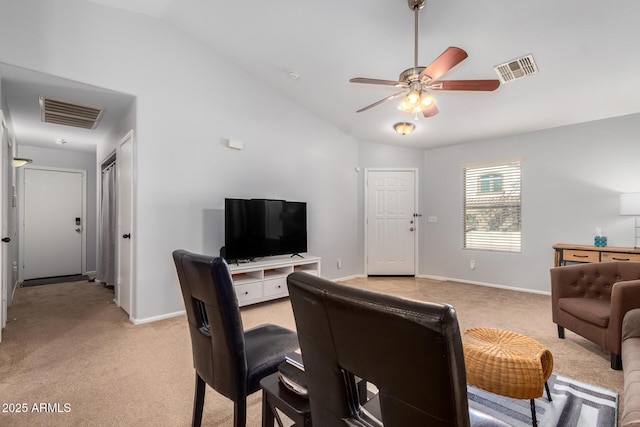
[3,0,640,151]
[0,64,135,153]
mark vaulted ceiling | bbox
[4,0,640,151]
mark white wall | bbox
[423,113,640,293]
[0,0,360,322]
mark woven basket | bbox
[463,327,554,400]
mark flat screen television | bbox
[224,198,307,261]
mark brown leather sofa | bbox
[622,308,640,426]
[550,261,640,370]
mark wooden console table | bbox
[553,244,640,267]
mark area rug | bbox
[468,374,618,427]
[21,274,90,287]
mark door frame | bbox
[17,165,87,282]
[364,168,419,276]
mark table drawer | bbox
[264,277,288,297]
[601,252,640,262]
[235,282,263,303]
[563,250,599,263]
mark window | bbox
[463,158,521,252]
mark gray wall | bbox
[16,145,97,274]
[423,113,640,293]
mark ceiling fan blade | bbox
[419,47,468,82]
[422,104,439,118]
[350,77,407,87]
[356,91,407,113]
[429,79,501,91]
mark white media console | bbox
[228,255,321,307]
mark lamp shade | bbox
[620,193,640,215]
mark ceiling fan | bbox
[350,0,500,118]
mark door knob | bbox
[122,233,131,239]
[1,237,10,243]
[410,227,414,232]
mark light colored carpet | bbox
[0,276,624,426]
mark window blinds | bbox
[463,159,522,252]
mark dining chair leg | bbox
[193,373,206,427]
[234,397,247,427]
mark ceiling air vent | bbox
[39,96,105,130]
[494,54,538,84]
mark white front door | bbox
[117,131,134,316]
[22,168,84,280]
[365,169,417,275]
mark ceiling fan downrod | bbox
[408,0,426,69]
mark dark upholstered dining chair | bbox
[286,272,510,427]
[173,250,299,427]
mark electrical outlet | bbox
[470,259,476,270]
[337,258,342,269]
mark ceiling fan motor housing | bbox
[399,67,429,84]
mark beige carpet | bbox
[0,276,624,426]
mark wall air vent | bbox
[39,96,105,130]
[494,54,538,84]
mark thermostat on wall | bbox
[227,139,244,150]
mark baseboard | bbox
[131,310,185,325]
[334,273,366,282]
[416,274,551,296]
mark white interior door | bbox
[365,169,417,275]
[117,131,134,316]
[22,168,84,280]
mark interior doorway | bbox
[364,169,419,276]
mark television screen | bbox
[224,198,307,261]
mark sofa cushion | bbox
[623,309,640,426]
[558,297,610,327]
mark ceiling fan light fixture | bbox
[420,91,435,107]
[406,89,420,106]
[398,98,410,112]
[394,122,415,135]
[398,88,435,114]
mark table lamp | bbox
[620,193,640,248]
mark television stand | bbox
[228,255,321,307]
